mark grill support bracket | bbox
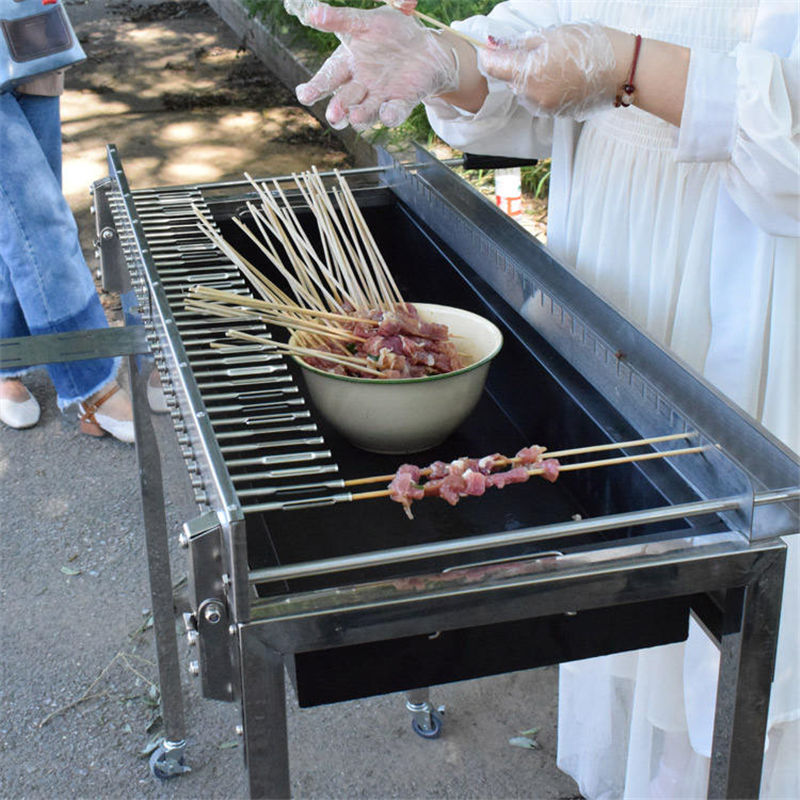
[183,516,236,701]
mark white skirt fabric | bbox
[565,107,716,371]
[555,103,800,800]
[425,1,799,798]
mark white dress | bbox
[425,2,800,798]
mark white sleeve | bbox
[424,0,561,160]
[676,39,800,237]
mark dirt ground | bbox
[60,0,351,310]
[1,2,577,798]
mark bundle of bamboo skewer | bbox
[186,169,463,379]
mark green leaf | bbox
[508,735,540,750]
[218,740,239,750]
[60,566,81,576]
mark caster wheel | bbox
[149,745,188,781]
[411,711,443,739]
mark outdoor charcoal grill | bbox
[85,143,799,798]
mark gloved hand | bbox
[479,22,618,120]
[284,0,458,131]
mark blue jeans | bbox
[0,91,118,409]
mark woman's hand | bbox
[477,22,690,126]
[479,22,619,120]
[284,0,458,131]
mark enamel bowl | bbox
[290,303,503,454]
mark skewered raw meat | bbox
[334,302,464,379]
[486,466,531,488]
[388,445,561,517]
[388,464,425,518]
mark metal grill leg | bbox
[708,545,786,798]
[405,687,445,739]
[130,354,189,777]
[239,628,290,799]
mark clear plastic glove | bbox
[479,22,618,120]
[284,0,458,131]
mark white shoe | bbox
[79,383,135,444]
[0,385,41,429]
[147,370,169,414]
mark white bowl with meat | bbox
[289,303,503,454]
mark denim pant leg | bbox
[0,254,33,376]
[0,92,118,407]
[17,92,63,181]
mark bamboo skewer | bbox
[342,432,700,487]
[225,330,384,377]
[262,178,343,309]
[334,170,404,306]
[234,211,327,311]
[242,173,354,312]
[188,286,378,325]
[185,289,373,344]
[185,299,358,341]
[183,298,259,320]
[194,168,406,323]
[308,169,374,308]
[379,0,486,49]
[288,174,348,307]
[191,205,298,311]
[334,188,384,308]
[348,444,709,501]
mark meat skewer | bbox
[189,172,471,379]
[343,431,698,487]
[362,444,709,518]
[242,442,709,515]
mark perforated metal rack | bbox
[87,144,799,797]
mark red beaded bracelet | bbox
[615,34,642,108]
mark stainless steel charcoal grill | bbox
[85,144,799,798]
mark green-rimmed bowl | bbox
[290,303,503,454]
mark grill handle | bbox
[462,154,539,170]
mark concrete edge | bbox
[205,0,377,167]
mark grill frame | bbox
[88,144,799,797]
